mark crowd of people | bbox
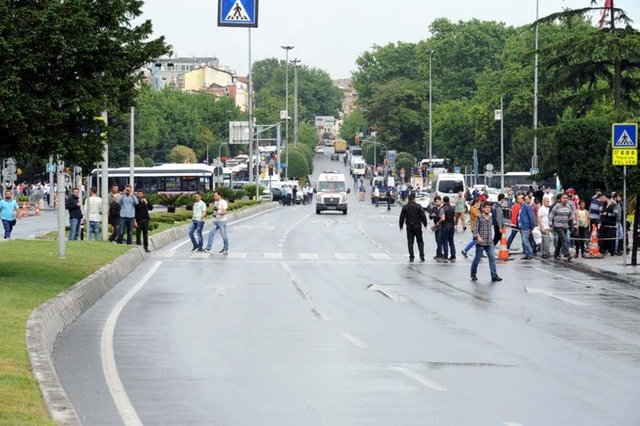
[397,183,627,281]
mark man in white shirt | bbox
[205,191,229,254]
[85,186,102,241]
[537,197,551,258]
[542,187,555,205]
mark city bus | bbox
[420,158,449,174]
[90,163,215,194]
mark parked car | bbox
[415,189,431,210]
[315,146,324,154]
[330,153,340,161]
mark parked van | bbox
[432,173,466,203]
[315,170,350,214]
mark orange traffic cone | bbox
[35,204,40,216]
[21,202,28,218]
[586,223,603,259]
[498,226,510,261]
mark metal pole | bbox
[48,155,54,207]
[532,0,539,170]
[281,45,293,181]
[624,165,627,266]
[130,106,135,188]
[292,59,301,145]
[276,123,282,176]
[500,97,505,190]
[56,156,66,258]
[100,111,109,241]
[429,50,434,164]
[248,28,253,189]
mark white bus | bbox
[91,163,214,194]
[420,158,449,174]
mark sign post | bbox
[612,123,638,266]
[218,0,259,198]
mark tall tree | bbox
[0,0,169,165]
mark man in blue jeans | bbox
[205,191,229,254]
[0,190,20,239]
[189,192,207,252]
[65,187,83,240]
[470,202,502,282]
[517,194,537,260]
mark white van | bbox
[432,173,466,203]
[351,158,366,176]
[315,171,350,214]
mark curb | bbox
[26,202,280,425]
[536,256,640,288]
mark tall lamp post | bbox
[428,50,434,165]
[281,45,294,180]
[495,98,505,189]
[532,0,540,171]
[292,58,301,145]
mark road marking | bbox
[311,308,331,321]
[226,252,246,259]
[264,252,283,259]
[299,252,319,260]
[281,262,311,300]
[503,422,524,426]
[341,332,370,349]
[524,287,589,306]
[335,253,356,260]
[391,367,448,391]
[370,253,391,260]
[101,261,162,426]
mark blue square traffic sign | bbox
[218,0,258,27]
[612,123,637,148]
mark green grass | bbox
[0,241,129,425]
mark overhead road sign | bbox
[612,123,637,148]
[229,121,251,144]
[612,149,637,166]
[218,0,258,27]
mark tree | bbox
[283,148,310,179]
[134,155,145,167]
[143,158,155,167]
[167,145,197,163]
[339,109,366,142]
[298,122,318,149]
[0,0,169,165]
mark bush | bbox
[243,183,266,199]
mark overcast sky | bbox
[139,0,640,79]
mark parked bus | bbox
[91,163,215,194]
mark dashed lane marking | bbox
[341,332,370,349]
[391,367,448,391]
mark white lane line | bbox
[281,262,311,300]
[503,422,524,426]
[311,308,332,321]
[101,261,162,426]
[366,284,402,302]
[299,252,320,260]
[524,287,589,306]
[391,367,448,391]
[226,252,247,259]
[370,253,391,260]
[341,332,370,349]
[264,252,283,259]
[335,253,356,260]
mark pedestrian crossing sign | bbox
[218,0,258,27]
[612,123,637,148]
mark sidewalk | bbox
[539,253,640,287]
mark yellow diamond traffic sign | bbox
[612,148,638,166]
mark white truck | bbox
[315,171,350,215]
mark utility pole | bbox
[292,58,301,145]
[281,45,294,180]
[428,50,434,165]
[532,0,539,170]
[129,107,135,188]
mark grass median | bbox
[0,241,129,425]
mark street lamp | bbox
[532,0,539,170]
[428,50,434,165]
[494,98,505,189]
[291,58,301,145]
[281,45,294,180]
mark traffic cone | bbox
[21,202,28,218]
[498,226,510,261]
[586,223,603,259]
[35,204,40,216]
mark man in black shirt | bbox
[134,189,153,252]
[399,192,428,262]
[437,196,457,261]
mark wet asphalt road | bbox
[54,154,640,425]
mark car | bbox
[330,153,340,161]
[415,190,431,210]
[315,146,324,154]
[485,187,501,203]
